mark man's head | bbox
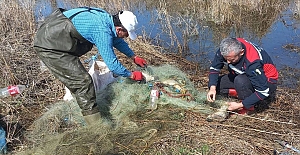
[113,10,138,40]
[220,37,244,64]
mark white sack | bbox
[63,61,117,101]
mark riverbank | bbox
[0,0,300,154]
[2,33,300,154]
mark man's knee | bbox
[234,75,250,86]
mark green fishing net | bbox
[20,64,223,155]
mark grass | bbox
[0,0,300,154]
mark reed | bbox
[0,0,35,86]
[294,0,300,18]
[54,0,135,13]
[144,0,290,57]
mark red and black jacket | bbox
[208,38,278,108]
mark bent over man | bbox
[33,7,147,120]
[207,37,278,115]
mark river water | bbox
[34,0,300,70]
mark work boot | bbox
[237,106,255,115]
[228,88,238,98]
[229,106,255,120]
[82,104,101,126]
[220,89,238,98]
[83,112,101,126]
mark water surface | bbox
[34,0,300,70]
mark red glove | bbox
[133,56,147,67]
[131,71,143,81]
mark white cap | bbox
[119,11,138,40]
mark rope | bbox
[154,82,194,101]
[206,105,298,126]
[228,111,298,126]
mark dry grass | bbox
[140,0,291,58]
[0,0,299,154]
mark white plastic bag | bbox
[88,61,117,91]
[63,61,117,101]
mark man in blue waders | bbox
[33,7,147,125]
[206,37,278,120]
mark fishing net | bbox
[19,64,224,155]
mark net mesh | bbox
[20,64,220,155]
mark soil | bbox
[1,38,300,154]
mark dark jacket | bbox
[208,38,278,108]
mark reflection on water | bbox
[33,0,300,69]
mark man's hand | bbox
[130,71,143,81]
[133,56,147,68]
[227,101,244,111]
[207,86,217,102]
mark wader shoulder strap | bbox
[67,7,106,20]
